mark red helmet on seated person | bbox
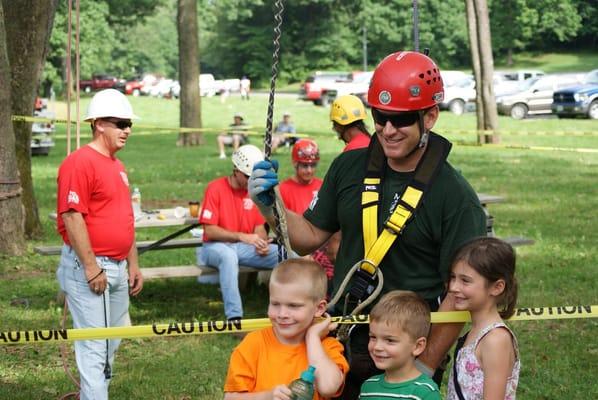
[292,139,320,164]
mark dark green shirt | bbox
[304,144,486,303]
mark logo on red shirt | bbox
[120,171,129,186]
[67,190,79,204]
[243,198,254,210]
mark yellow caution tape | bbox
[1,305,595,345]
[453,140,598,154]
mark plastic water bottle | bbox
[288,366,315,400]
[131,187,142,219]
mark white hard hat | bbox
[232,145,264,175]
[84,89,139,122]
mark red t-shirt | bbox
[57,145,134,260]
[279,178,323,214]
[343,132,371,152]
[199,177,265,242]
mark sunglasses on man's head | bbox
[103,118,133,130]
[371,108,419,128]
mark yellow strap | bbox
[361,178,381,253]
[361,185,423,273]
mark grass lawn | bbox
[1,93,597,399]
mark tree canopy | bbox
[42,0,592,92]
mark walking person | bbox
[56,89,144,400]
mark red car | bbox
[299,71,351,106]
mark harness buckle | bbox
[348,259,378,302]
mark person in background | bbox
[240,76,251,100]
[446,237,520,400]
[218,113,249,159]
[249,51,487,399]
[56,89,144,400]
[223,259,349,399]
[360,290,441,400]
[197,144,278,321]
[330,94,371,152]
[279,139,333,279]
[271,111,298,152]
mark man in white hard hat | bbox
[56,89,143,400]
[196,144,278,321]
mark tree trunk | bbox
[466,0,499,144]
[0,2,25,255]
[465,0,484,143]
[475,0,499,143]
[2,0,59,238]
[177,0,202,146]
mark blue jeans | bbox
[196,242,278,319]
[56,245,130,400]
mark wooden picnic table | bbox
[48,207,198,228]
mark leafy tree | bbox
[490,0,581,65]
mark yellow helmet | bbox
[329,95,367,125]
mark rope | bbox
[413,0,419,52]
[65,0,72,155]
[263,0,291,261]
[75,0,81,150]
[327,260,384,342]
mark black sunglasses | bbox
[103,118,133,130]
[371,108,419,128]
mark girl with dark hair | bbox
[446,237,520,400]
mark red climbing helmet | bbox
[367,51,444,112]
[292,139,320,164]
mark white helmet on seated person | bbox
[84,89,139,121]
[232,144,264,175]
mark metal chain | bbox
[263,0,291,262]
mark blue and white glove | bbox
[249,160,279,218]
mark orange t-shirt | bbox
[224,327,349,399]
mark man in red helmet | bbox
[279,139,334,279]
[250,51,486,398]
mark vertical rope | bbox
[65,0,72,155]
[413,0,419,52]
[75,0,81,149]
[263,0,290,262]
[263,0,284,158]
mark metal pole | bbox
[362,25,367,71]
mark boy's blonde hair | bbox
[370,291,431,340]
[270,259,327,301]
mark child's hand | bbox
[271,384,292,400]
[307,313,338,340]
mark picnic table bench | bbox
[37,197,533,280]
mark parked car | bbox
[79,74,123,93]
[494,70,545,97]
[120,76,144,96]
[496,73,584,119]
[552,69,598,119]
[331,71,374,105]
[199,73,219,97]
[299,71,352,106]
[440,70,470,87]
[440,75,476,115]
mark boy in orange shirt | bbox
[223,259,349,399]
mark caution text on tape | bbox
[1,305,595,345]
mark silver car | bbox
[496,73,584,119]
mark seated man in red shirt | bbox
[196,144,278,320]
[279,139,335,279]
[329,94,371,152]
